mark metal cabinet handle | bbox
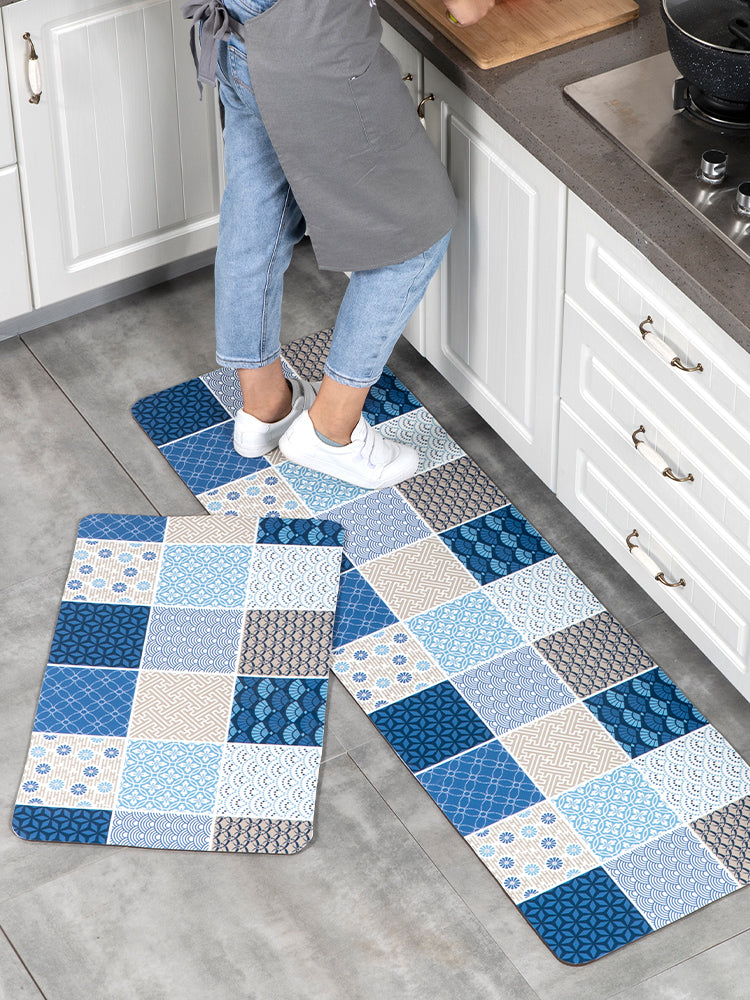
[418,93,435,119]
[23,33,43,105]
[626,529,686,587]
[639,316,704,373]
[631,425,695,482]
[402,72,413,82]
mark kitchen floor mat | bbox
[13,511,343,854]
[129,328,750,962]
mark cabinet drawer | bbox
[562,298,750,573]
[566,192,750,464]
[0,26,16,167]
[0,165,32,321]
[557,401,750,698]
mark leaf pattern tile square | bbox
[14,512,343,854]
[109,341,750,956]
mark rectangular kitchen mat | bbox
[13,512,343,854]
[129,327,750,963]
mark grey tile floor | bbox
[2,238,750,1000]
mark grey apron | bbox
[184,0,458,271]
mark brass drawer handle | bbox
[23,32,42,105]
[418,93,435,119]
[631,426,695,482]
[402,72,413,82]
[639,316,704,373]
[626,529,686,588]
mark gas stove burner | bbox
[674,77,750,131]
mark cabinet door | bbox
[379,19,426,357]
[421,60,566,489]
[0,22,16,168]
[0,165,33,321]
[3,0,221,308]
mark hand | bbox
[443,0,495,27]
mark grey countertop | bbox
[378,0,750,354]
[2,0,748,352]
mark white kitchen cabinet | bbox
[420,58,566,490]
[558,191,750,695]
[0,165,33,321]
[2,0,221,308]
[0,20,15,167]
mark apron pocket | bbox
[348,45,421,151]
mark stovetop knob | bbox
[736,182,750,217]
[700,149,728,184]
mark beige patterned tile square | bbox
[163,514,259,545]
[238,609,334,676]
[63,539,161,605]
[128,672,235,742]
[16,733,126,809]
[197,469,311,519]
[397,455,508,533]
[334,622,447,711]
[467,801,601,902]
[500,703,630,798]
[358,535,478,620]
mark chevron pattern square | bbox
[119,337,750,958]
[16,512,342,855]
[358,535,478,620]
[501,704,631,798]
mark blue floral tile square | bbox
[115,740,224,813]
[417,740,545,835]
[275,461,368,514]
[33,665,138,737]
[583,667,708,758]
[256,515,345,547]
[406,590,525,675]
[362,365,422,425]
[49,602,151,670]
[605,826,739,929]
[518,867,652,963]
[450,645,576,736]
[160,422,268,494]
[370,681,495,772]
[154,544,254,608]
[131,377,230,447]
[229,677,327,746]
[333,569,399,649]
[326,488,432,566]
[439,504,556,585]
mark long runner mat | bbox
[116,329,750,960]
[13,512,343,854]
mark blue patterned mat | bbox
[68,328,750,961]
[13,512,343,854]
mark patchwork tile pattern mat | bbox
[78,327,750,961]
[13,511,343,854]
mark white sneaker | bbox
[233,376,319,458]
[278,410,420,489]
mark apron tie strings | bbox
[180,1,244,98]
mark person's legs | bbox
[308,228,452,444]
[213,16,306,425]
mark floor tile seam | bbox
[19,340,162,517]
[343,749,544,1000]
[0,922,50,999]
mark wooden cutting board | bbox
[399,0,639,70]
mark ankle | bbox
[308,410,355,446]
[243,379,293,424]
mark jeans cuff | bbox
[323,362,380,389]
[215,348,282,369]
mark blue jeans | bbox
[212,0,452,389]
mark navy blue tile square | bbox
[77,514,166,543]
[583,666,708,758]
[363,366,422,425]
[439,504,556,585]
[49,602,150,670]
[257,516,345,547]
[34,665,138,737]
[160,422,268,494]
[132,377,230,447]
[229,677,328,746]
[519,867,652,964]
[417,740,544,835]
[333,569,398,649]
[12,805,112,844]
[371,681,494,772]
